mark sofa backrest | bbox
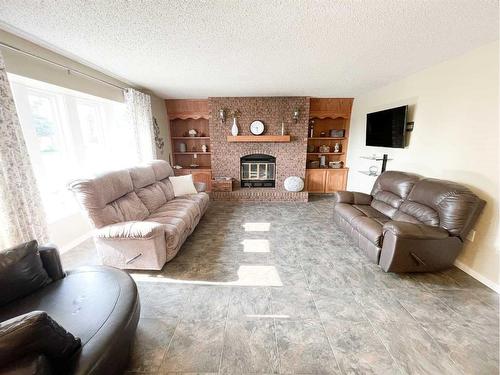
[370,171,420,218]
[69,160,176,228]
[393,178,485,239]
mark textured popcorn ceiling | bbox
[0,1,497,98]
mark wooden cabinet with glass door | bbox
[305,98,353,193]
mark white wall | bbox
[150,94,172,162]
[347,42,499,289]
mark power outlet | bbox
[466,229,476,242]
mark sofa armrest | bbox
[194,182,206,192]
[38,245,64,281]
[0,311,81,369]
[383,221,449,240]
[94,221,165,240]
[0,353,53,375]
[333,191,372,205]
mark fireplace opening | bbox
[240,154,276,188]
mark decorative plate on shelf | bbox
[249,120,265,135]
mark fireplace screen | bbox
[240,154,276,188]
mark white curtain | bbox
[0,51,49,249]
[124,88,157,162]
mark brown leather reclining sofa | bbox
[333,171,485,272]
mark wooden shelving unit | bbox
[166,99,212,191]
[227,135,291,143]
[305,98,353,193]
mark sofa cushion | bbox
[351,217,383,246]
[0,241,52,307]
[136,182,168,212]
[370,191,402,218]
[393,200,439,226]
[158,179,176,201]
[69,169,135,228]
[149,199,200,230]
[334,203,365,223]
[370,171,420,218]
[370,171,420,200]
[70,169,133,208]
[179,192,210,214]
[352,204,389,219]
[109,192,149,222]
[383,221,449,240]
[169,175,198,197]
[149,160,174,180]
[398,178,485,238]
[129,165,156,189]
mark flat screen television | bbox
[366,105,407,148]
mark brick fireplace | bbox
[209,97,309,201]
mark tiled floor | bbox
[62,196,499,375]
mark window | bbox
[9,74,137,222]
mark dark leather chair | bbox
[0,245,140,374]
[333,171,485,272]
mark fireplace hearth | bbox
[240,154,276,188]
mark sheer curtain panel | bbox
[0,51,49,248]
[124,88,156,162]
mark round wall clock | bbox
[250,120,265,135]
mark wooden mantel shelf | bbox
[227,135,291,143]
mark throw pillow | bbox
[169,175,198,197]
[0,240,52,306]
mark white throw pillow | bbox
[169,175,198,197]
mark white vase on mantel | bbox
[231,117,239,136]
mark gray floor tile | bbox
[391,288,463,324]
[160,319,225,373]
[421,321,499,375]
[275,320,341,374]
[220,319,279,374]
[312,287,367,322]
[271,287,320,321]
[353,288,415,323]
[303,262,364,290]
[323,319,402,375]
[431,289,499,325]
[228,287,273,320]
[410,272,462,291]
[183,285,231,320]
[129,317,178,372]
[371,321,463,374]
[138,282,192,319]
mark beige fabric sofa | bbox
[69,160,209,270]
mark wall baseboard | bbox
[454,260,500,294]
[59,231,93,254]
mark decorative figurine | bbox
[334,142,341,153]
[188,129,197,137]
[201,144,208,152]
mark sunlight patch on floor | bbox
[130,265,283,287]
[242,222,271,232]
[241,239,270,253]
[245,314,290,319]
